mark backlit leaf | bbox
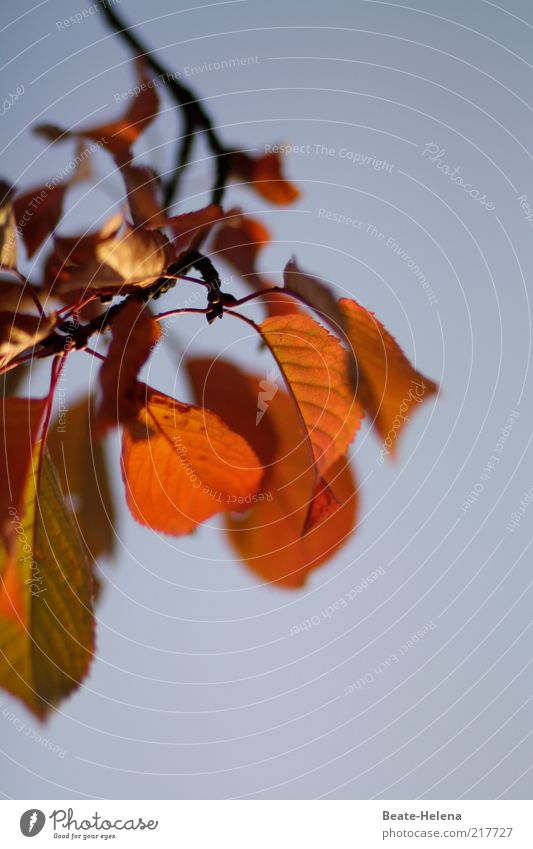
[96,300,161,433]
[0,446,95,717]
[338,297,438,449]
[35,60,159,160]
[121,386,264,535]
[231,151,300,205]
[48,396,116,561]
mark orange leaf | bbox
[212,210,270,286]
[49,217,174,295]
[188,357,356,587]
[35,60,159,159]
[48,395,116,560]
[259,313,363,478]
[119,162,166,229]
[231,151,300,205]
[187,357,278,468]
[232,388,356,587]
[0,185,17,269]
[338,297,438,450]
[96,301,161,433]
[121,386,263,535]
[167,204,224,252]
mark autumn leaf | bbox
[48,217,174,295]
[212,210,300,316]
[259,314,363,474]
[338,297,438,449]
[96,300,161,433]
[0,398,46,556]
[0,311,54,369]
[0,182,17,269]
[119,162,167,229]
[12,144,92,259]
[167,204,224,252]
[230,151,300,205]
[48,396,116,560]
[35,60,159,160]
[187,356,279,468]
[188,358,356,587]
[121,386,264,535]
[0,446,95,718]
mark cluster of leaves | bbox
[0,8,437,718]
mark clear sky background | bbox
[1,0,532,799]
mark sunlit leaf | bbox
[121,386,264,535]
[338,297,438,449]
[231,151,300,205]
[35,60,159,160]
[48,396,116,561]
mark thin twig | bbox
[96,0,230,205]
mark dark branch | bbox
[96,0,230,206]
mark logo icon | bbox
[256,368,279,425]
[20,809,46,837]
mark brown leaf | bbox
[96,300,161,433]
[35,60,159,159]
[119,162,167,229]
[0,311,54,369]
